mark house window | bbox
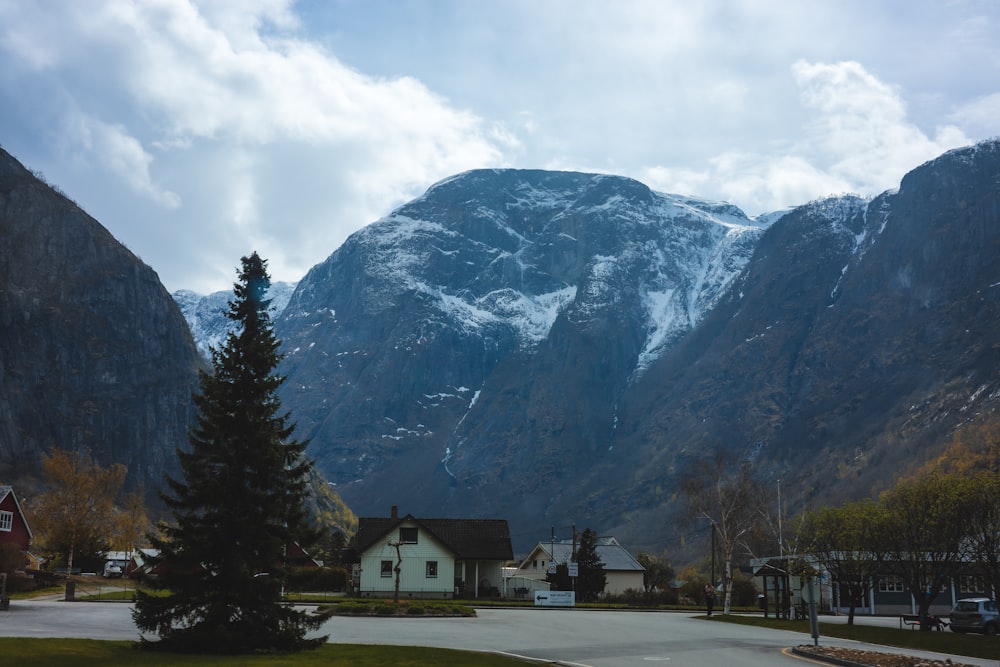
[878,575,905,593]
[959,575,985,593]
[426,561,438,578]
[399,527,418,544]
[0,510,12,532]
[381,560,393,578]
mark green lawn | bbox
[703,613,1000,661]
[0,639,537,667]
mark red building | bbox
[0,486,33,553]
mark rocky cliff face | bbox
[0,148,201,489]
[611,141,1000,548]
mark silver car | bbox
[949,597,999,635]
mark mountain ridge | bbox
[5,137,994,556]
[268,169,773,529]
[270,145,998,552]
[166,143,1000,551]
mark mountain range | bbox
[179,141,1000,552]
[2,139,998,555]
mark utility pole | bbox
[777,478,783,559]
[572,524,577,594]
[550,526,555,573]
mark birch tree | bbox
[681,451,761,614]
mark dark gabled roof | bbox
[353,514,513,561]
[524,537,645,572]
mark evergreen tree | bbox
[576,528,607,602]
[133,253,325,653]
[545,562,572,591]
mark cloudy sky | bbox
[1,1,997,293]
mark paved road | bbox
[1,601,997,667]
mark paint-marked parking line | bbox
[492,650,593,666]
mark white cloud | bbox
[791,60,970,193]
[64,115,182,209]
[0,1,996,291]
[642,60,972,214]
[0,0,507,292]
[950,92,1000,139]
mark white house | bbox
[517,536,645,596]
[351,507,513,599]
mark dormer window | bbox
[0,510,11,532]
[399,527,418,544]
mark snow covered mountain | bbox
[173,143,1000,553]
[266,169,775,538]
[173,281,296,361]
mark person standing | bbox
[704,583,715,616]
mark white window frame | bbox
[380,560,393,578]
[959,575,985,593]
[878,575,905,593]
[0,510,12,532]
[426,560,438,578]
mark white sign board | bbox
[567,562,579,578]
[534,590,575,607]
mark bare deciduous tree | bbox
[113,490,149,558]
[681,450,761,614]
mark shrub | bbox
[374,603,396,615]
[285,566,347,592]
[605,588,679,607]
[730,572,759,607]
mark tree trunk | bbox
[846,585,858,626]
[918,594,933,632]
[65,543,75,600]
[723,553,734,614]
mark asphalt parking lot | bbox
[2,600,997,667]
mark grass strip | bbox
[701,614,999,661]
[0,638,536,667]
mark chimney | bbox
[390,505,398,520]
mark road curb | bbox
[790,646,869,667]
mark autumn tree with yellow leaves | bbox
[31,448,126,577]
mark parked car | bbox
[949,597,999,635]
[102,559,125,578]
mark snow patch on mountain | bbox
[173,281,297,361]
[383,174,772,369]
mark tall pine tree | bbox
[576,528,607,602]
[133,253,325,653]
